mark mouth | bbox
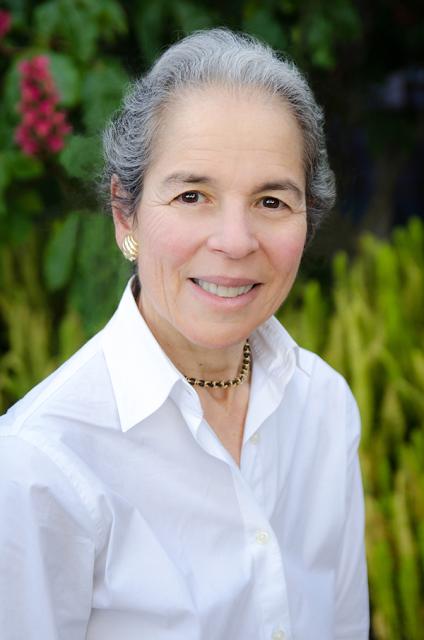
[190,278,260,298]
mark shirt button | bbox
[255,530,269,545]
[250,432,260,444]
[271,630,285,640]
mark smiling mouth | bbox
[191,278,259,298]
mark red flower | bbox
[15,55,72,157]
[0,10,11,39]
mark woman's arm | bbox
[334,389,370,639]
[0,434,95,640]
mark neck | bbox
[137,295,248,384]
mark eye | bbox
[175,191,207,204]
[260,196,287,209]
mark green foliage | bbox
[0,2,422,637]
[44,211,80,291]
[279,218,424,638]
[58,135,102,179]
[80,63,129,133]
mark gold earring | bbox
[122,234,138,262]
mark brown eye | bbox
[177,191,205,204]
[262,197,283,209]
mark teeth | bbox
[194,279,254,298]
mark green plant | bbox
[279,217,424,638]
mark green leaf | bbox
[70,213,130,333]
[172,0,214,33]
[58,135,102,180]
[12,189,44,215]
[48,53,80,108]
[34,0,126,63]
[34,0,98,63]
[81,63,129,133]
[93,0,127,41]
[44,211,80,291]
[305,15,335,69]
[5,150,44,180]
[0,152,43,218]
[2,61,21,122]
[134,0,167,66]
[242,7,288,50]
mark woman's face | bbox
[118,86,307,350]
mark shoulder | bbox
[0,330,113,547]
[295,345,361,456]
[0,330,109,436]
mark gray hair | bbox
[100,28,336,242]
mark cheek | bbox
[268,224,306,276]
[138,210,199,271]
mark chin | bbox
[180,323,257,351]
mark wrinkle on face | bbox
[132,85,307,361]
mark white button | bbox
[255,530,269,545]
[271,630,285,640]
[250,432,260,444]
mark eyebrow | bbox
[161,171,304,203]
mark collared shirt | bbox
[0,279,369,640]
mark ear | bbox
[111,174,134,249]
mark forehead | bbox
[146,85,305,189]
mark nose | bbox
[206,206,259,259]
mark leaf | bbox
[34,0,126,63]
[172,0,214,33]
[305,15,335,69]
[34,0,98,63]
[58,135,102,180]
[70,212,130,333]
[48,52,81,107]
[2,61,21,122]
[4,150,44,180]
[80,63,129,133]
[12,189,43,215]
[242,7,288,50]
[134,0,168,66]
[44,211,80,291]
[93,0,127,41]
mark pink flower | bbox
[15,55,72,157]
[22,109,38,126]
[34,119,52,138]
[22,85,42,103]
[38,98,56,116]
[32,56,49,72]
[0,10,11,39]
[18,60,31,74]
[21,139,40,155]
[47,135,65,152]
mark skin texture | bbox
[112,86,307,462]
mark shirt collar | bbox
[101,278,183,432]
[101,278,310,433]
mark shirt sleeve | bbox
[334,388,370,640]
[0,434,96,640]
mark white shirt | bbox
[0,279,369,640]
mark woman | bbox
[0,28,369,640]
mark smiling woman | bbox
[0,29,369,640]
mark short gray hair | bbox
[100,28,336,242]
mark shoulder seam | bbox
[2,431,105,549]
[11,333,104,434]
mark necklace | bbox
[184,340,251,389]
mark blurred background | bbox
[0,1,423,638]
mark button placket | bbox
[232,457,293,640]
